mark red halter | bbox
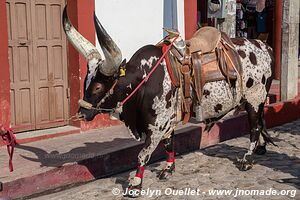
[119,36,179,107]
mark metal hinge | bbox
[66,88,70,98]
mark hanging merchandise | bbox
[247,0,257,8]
[236,2,247,37]
[256,0,266,12]
[244,0,257,13]
[256,11,267,33]
[265,0,275,7]
[240,21,246,29]
[237,5,243,19]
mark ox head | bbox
[63,6,123,121]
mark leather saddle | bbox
[163,27,243,123]
[187,26,222,54]
[191,30,243,100]
[165,27,242,101]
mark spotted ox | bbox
[63,6,275,197]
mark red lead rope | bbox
[1,126,16,172]
[119,36,179,107]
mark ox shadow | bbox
[16,138,138,169]
[16,138,141,192]
[16,125,202,191]
[200,142,300,190]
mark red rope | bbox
[0,125,16,172]
[120,36,179,106]
[162,45,177,86]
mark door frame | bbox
[0,0,12,128]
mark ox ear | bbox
[62,6,102,65]
[94,12,122,76]
[118,59,127,77]
[120,59,127,68]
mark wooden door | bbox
[32,0,69,129]
[6,0,69,132]
[7,0,35,132]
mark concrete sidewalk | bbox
[0,98,300,199]
[0,124,141,198]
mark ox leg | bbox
[238,102,276,170]
[126,131,163,197]
[255,76,276,155]
[158,131,175,180]
[255,134,267,155]
[255,105,267,155]
[237,102,261,171]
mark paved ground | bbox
[32,120,300,200]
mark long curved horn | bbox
[94,13,122,76]
[62,6,102,62]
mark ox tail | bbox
[261,126,277,146]
[260,111,277,146]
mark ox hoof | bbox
[124,184,142,198]
[157,163,175,180]
[255,145,267,155]
[236,158,254,171]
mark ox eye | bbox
[93,83,104,94]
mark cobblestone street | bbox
[32,120,300,200]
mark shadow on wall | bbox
[16,138,137,168]
[16,125,201,177]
